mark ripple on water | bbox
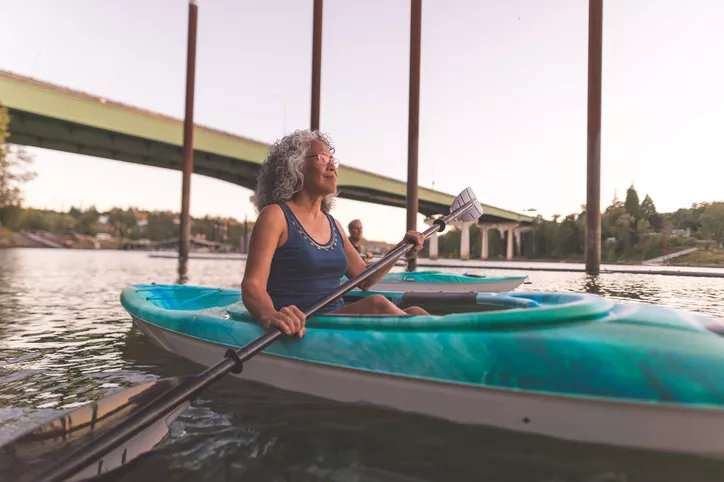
[2,249,724,481]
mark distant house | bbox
[96,215,113,235]
[664,228,691,237]
[131,209,149,228]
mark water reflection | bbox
[0,250,21,342]
[583,275,602,295]
[580,274,659,301]
[453,266,724,318]
[2,249,724,481]
[176,257,189,285]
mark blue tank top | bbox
[266,202,348,314]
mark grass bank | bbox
[669,248,724,267]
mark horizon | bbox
[2,0,723,243]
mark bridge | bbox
[0,69,532,224]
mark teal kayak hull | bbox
[120,283,724,456]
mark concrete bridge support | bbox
[424,217,439,259]
[479,223,518,260]
[506,225,515,260]
[477,223,534,260]
[481,225,489,260]
[450,220,474,260]
[459,220,474,260]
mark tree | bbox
[640,194,661,232]
[614,213,635,255]
[556,213,584,257]
[636,218,651,259]
[666,203,707,234]
[624,184,641,221]
[611,189,620,206]
[0,105,36,224]
[602,202,626,240]
[146,210,178,241]
[700,203,724,247]
[75,206,100,236]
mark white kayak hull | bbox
[368,278,525,293]
[132,314,724,458]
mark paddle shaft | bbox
[34,198,478,482]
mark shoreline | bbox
[3,246,724,278]
[416,258,724,278]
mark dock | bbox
[416,258,724,278]
[146,253,724,278]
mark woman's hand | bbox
[260,306,307,337]
[401,230,425,252]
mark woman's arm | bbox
[241,205,285,321]
[241,205,307,337]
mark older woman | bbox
[242,130,429,338]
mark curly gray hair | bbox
[252,129,338,214]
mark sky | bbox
[1,0,723,243]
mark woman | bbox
[242,130,429,338]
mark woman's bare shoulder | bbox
[257,203,285,225]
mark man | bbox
[347,219,374,262]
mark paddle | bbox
[2,187,483,482]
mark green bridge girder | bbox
[0,69,532,223]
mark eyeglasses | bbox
[305,153,340,168]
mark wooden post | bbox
[406,0,422,271]
[179,0,198,265]
[310,0,323,130]
[585,0,603,275]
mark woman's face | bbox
[302,140,339,196]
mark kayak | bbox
[119,283,724,457]
[357,270,528,292]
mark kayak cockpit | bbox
[223,290,616,332]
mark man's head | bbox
[348,219,363,241]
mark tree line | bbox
[433,186,724,261]
[0,104,251,245]
[1,203,251,245]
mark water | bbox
[2,248,724,482]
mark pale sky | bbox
[1,0,723,243]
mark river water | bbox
[1,248,724,482]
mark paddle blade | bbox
[450,187,483,222]
[0,377,192,482]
